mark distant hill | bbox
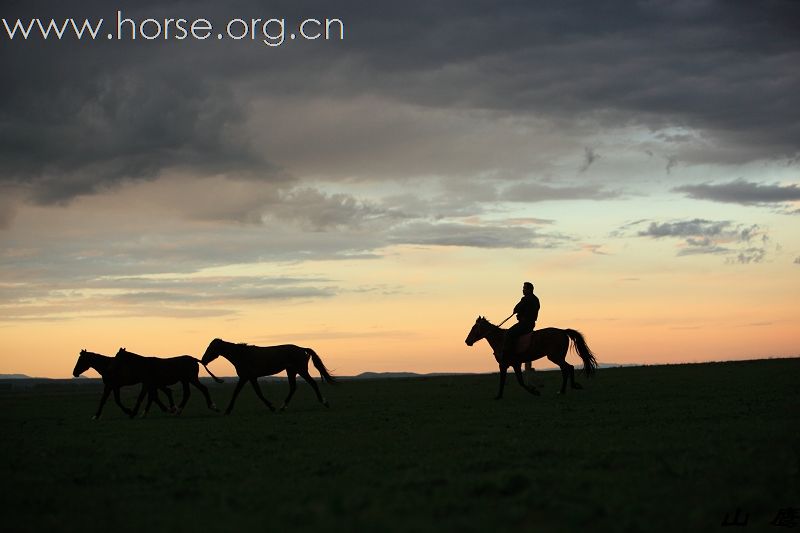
[0,364,638,384]
[353,371,474,379]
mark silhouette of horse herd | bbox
[72,318,598,419]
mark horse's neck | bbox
[485,325,505,352]
[219,342,243,366]
[90,354,112,375]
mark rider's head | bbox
[523,281,533,295]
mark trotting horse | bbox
[464,316,598,399]
[72,349,176,419]
[201,338,336,415]
[114,348,223,417]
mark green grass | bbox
[2,358,798,532]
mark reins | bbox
[497,313,514,327]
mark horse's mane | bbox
[116,348,146,358]
[214,339,256,353]
[479,316,502,329]
[81,350,109,358]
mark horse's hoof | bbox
[91,415,99,421]
[323,401,330,408]
[494,396,503,401]
[530,389,540,396]
[572,383,583,390]
[224,410,232,416]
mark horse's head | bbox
[115,347,128,357]
[72,349,91,377]
[465,316,489,346]
[201,338,224,366]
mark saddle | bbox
[493,332,535,358]
[515,333,534,355]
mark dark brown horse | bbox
[201,338,336,415]
[115,348,223,417]
[72,349,175,419]
[464,316,598,398]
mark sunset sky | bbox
[1,1,798,378]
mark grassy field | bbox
[2,358,798,532]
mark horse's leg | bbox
[160,386,177,413]
[224,378,247,415]
[524,361,533,386]
[143,390,152,417]
[93,385,113,419]
[513,364,539,396]
[495,365,508,400]
[130,384,147,418]
[280,371,298,411]
[548,355,571,394]
[142,385,167,418]
[172,380,190,415]
[298,368,328,407]
[191,378,218,412]
[569,364,582,390]
[249,378,276,412]
[150,388,171,413]
[557,339,580,390]
[112,387,134,416]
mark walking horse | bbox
[465,316,598,398]
[201,338,335,415]
[115,348,223,417]
[72,349,175,419]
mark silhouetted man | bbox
[501,281,540,363]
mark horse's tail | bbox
[565,329,598,377]
[305,348,336,384]
[192,357,224,383]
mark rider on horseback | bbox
[501,281,540,363]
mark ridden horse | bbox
[201,338,336,415]
[72,349,175,419]
[114,348,223,417]
[464,316,598,398]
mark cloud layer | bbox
[2,0,799,206]
[674,179,800,205]
[629,218,771,262]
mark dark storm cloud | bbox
[1,37,272,204]
[673,179,800,205]
[2,0,799,204]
